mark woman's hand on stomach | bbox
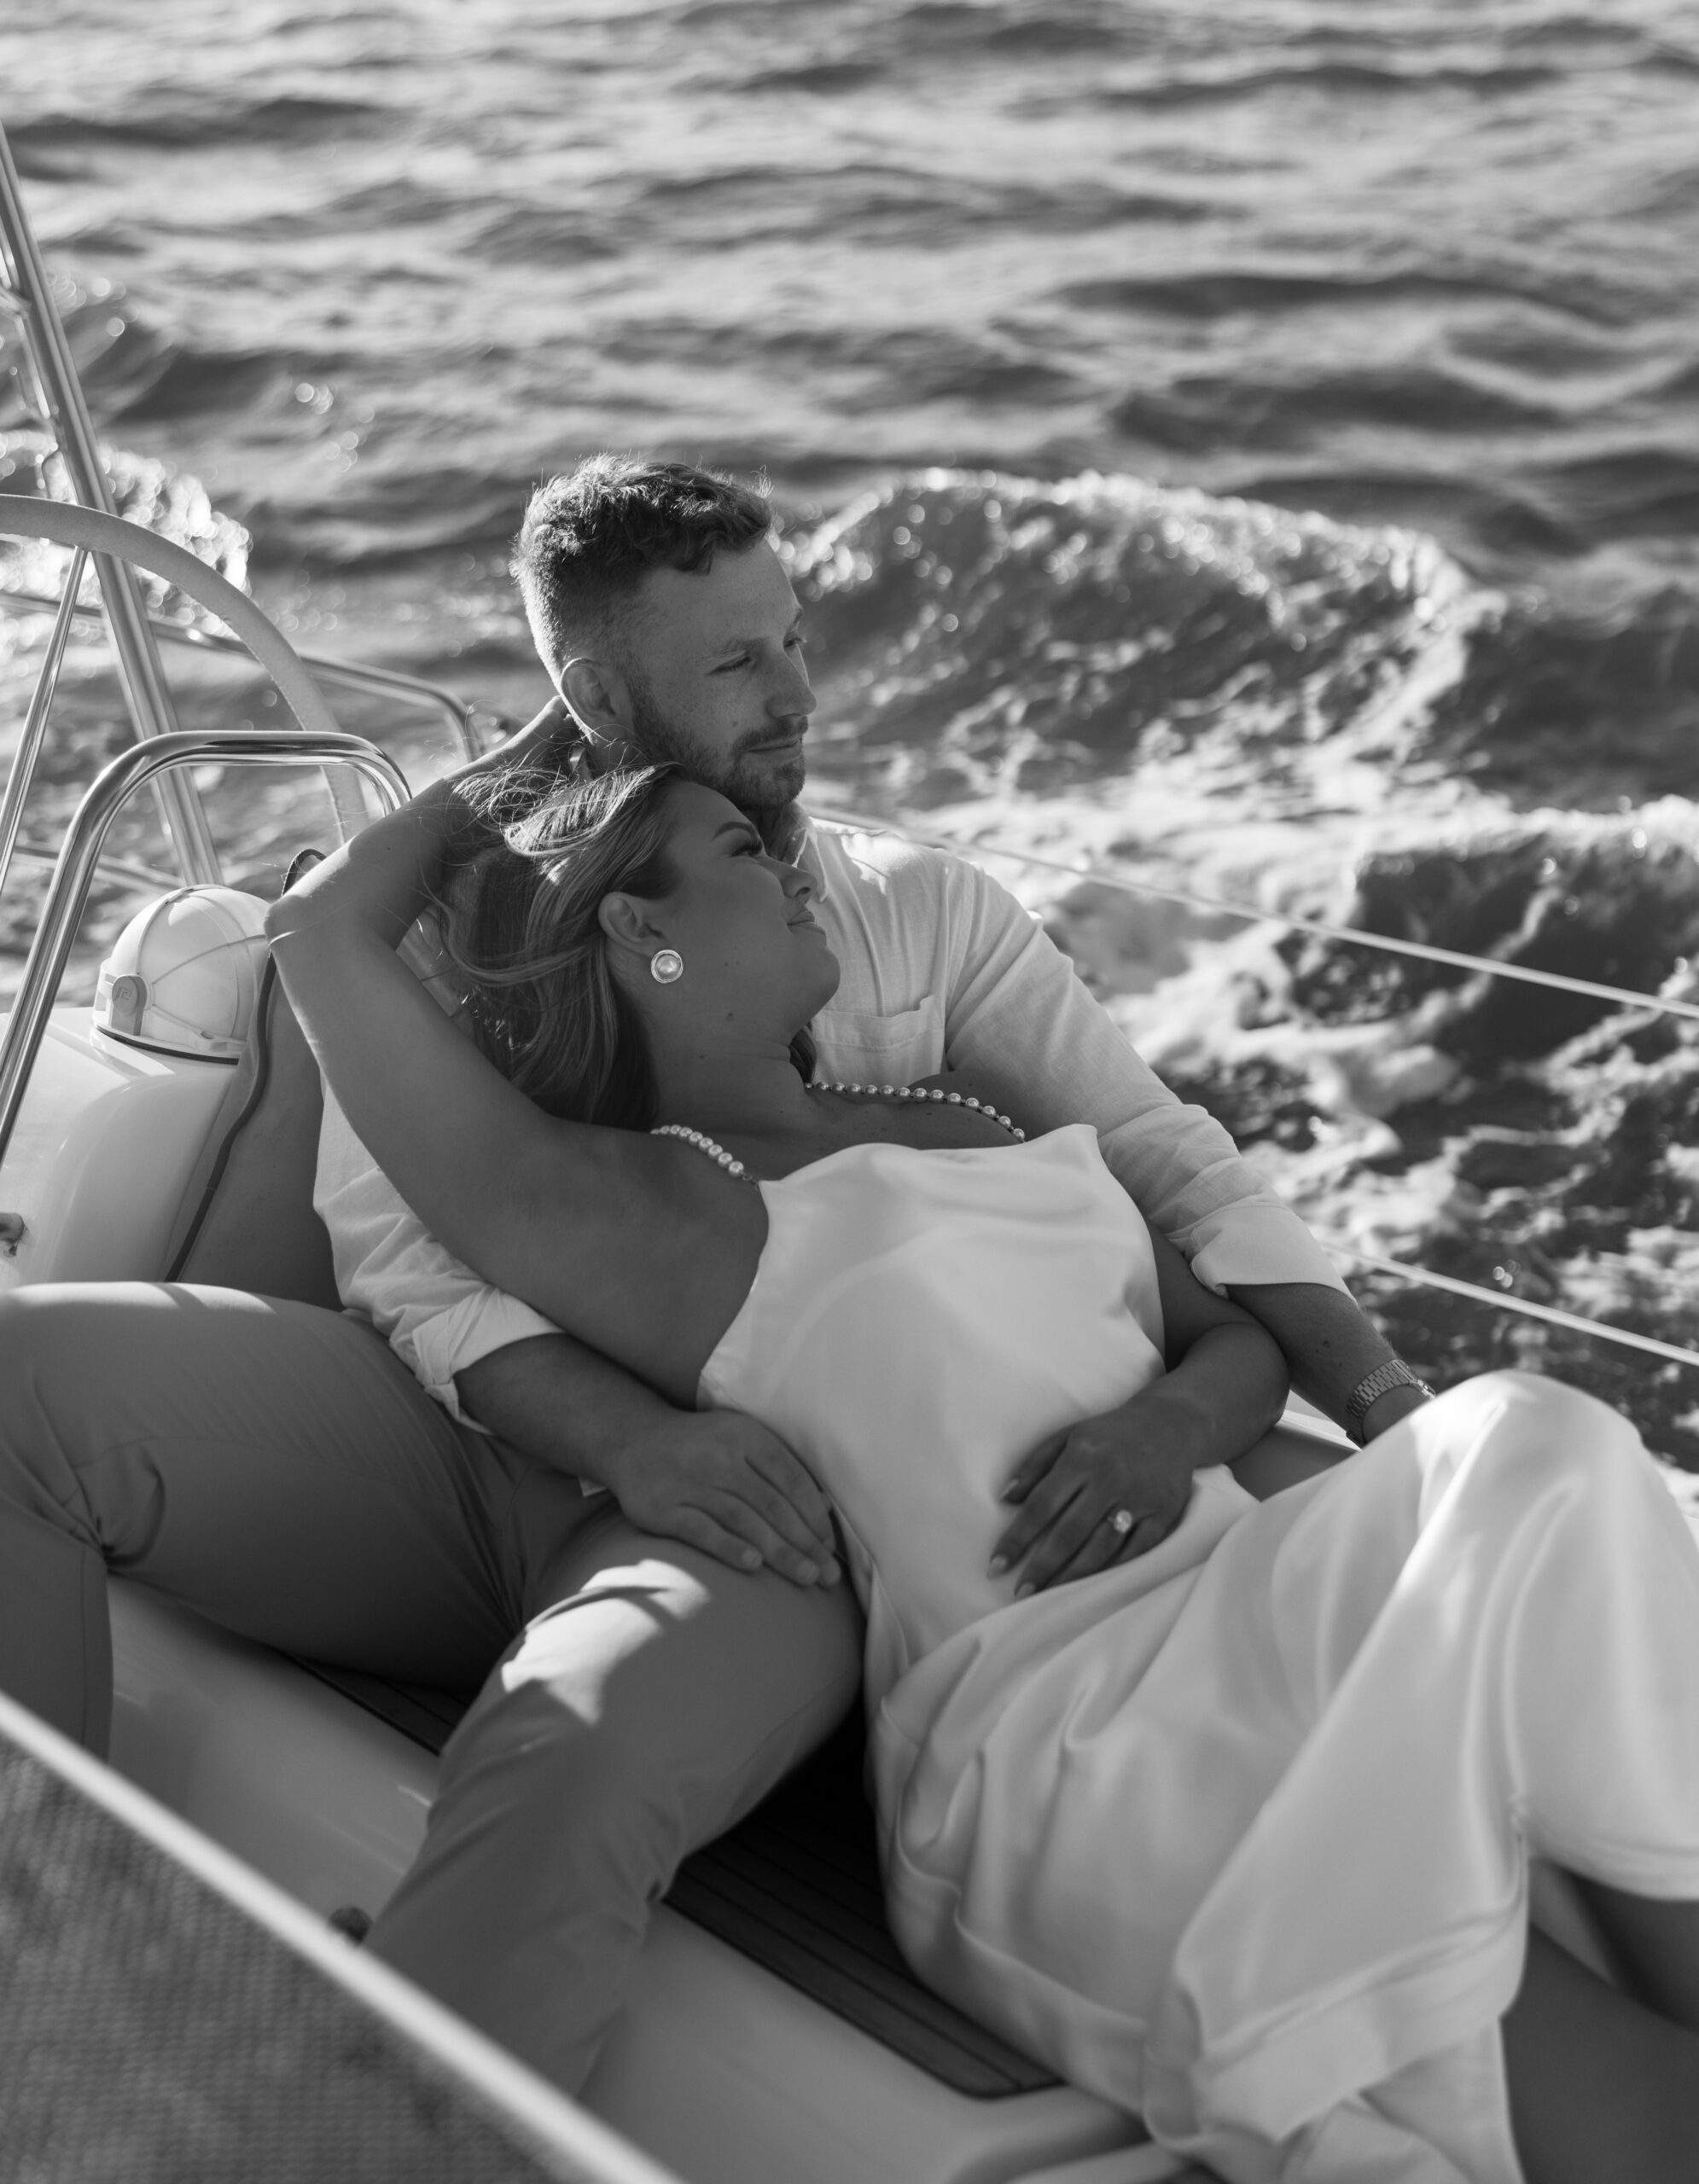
[988,1390,1201,1595]
[990,1233,1289,1594]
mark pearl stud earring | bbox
[650,949,684,985]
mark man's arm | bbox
[301,700,839,1583]
[317,1077,841,1589]
[934,853,1422,1438]
[1219,1281,1429,1443]
[454,1335,841,1589]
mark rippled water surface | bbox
[3,0,1698,1449]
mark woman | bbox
[271,738,1699,2184]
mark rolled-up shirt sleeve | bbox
[935,856,1349,1297]
[314,1087,559,1423]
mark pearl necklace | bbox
[812,1081,1025,1140]
[652,1082,1026,1184]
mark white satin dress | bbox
[696,1124,1699,2184]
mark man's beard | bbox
[625,673,806,847]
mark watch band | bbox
[1345,1359,1436,1444]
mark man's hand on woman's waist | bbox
[455,1332,841,1589]
[595,1408,843,1590]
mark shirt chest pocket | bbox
[812,996,945,1089]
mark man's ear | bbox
[559,656,631,746]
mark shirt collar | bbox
[785,805,829,900]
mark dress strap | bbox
[650,1123,759,1183]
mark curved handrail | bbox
[0,494,345,741]
[164,619,485,759]
[0,729,410,1168]
[0,544,86,897]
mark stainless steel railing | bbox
[0,491,375,841]
[0,729,408,1168]
[0,546,86,900]
[0,119,222,884]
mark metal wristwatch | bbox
[1345,1359,1436,1445]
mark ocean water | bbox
[3,0,1699,1449]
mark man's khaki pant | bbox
[0,1282,863,2092]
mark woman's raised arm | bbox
[265,718,766,1406]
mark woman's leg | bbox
[0,1281,519,1746]
[1149,1371,1699,2182]
[1505,1929,1699,2184]
[1388,1381,1699,2181]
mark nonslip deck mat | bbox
[300,1664,1059,2098]
[0,1724,636,2183]
[668,1717,1057,2097]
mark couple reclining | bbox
[3,458,1699,2184]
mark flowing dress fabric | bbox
[697,1127,1699,2183]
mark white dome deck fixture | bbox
[95,886,271,1064]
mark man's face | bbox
[617,540,815,822]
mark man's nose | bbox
[769,648,817,719]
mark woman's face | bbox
[634,779,841,1034]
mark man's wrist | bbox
[1358,1377,1435,1443]
[1220,1281,1417,1436]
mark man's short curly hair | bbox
[513,455,772,681]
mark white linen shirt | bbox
[314,816,1347,1424]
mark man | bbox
[323,454,1432,2069]
[0,456,1428,2098]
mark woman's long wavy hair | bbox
[437,764,812,1129]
